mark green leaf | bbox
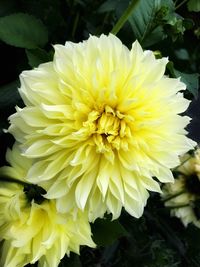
[26,48,52,68]
[98,0,120,13]
[154,1,188,42]
[167,62,199,99]
[173,70,199,99]
[0,13,48,49]
[128,0,160,42]
[174,49,189,60]
[92,217,127,246]
[0,80,20,110]
[142,26,167,47]
[183,226,200,267]
[160,0,174,9]
[187,0,200,12]
[183,18,194,30]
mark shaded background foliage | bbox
[0,0,200,266]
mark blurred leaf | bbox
[74,0,85,6]
[155,0,175,21]
[175,48,189,60]
[187,0,200,12]
[26,48,52,68]
[101,241,119,264]
[59,253,82,267]
[98,0,120,13]
[174,70,199,99]
[165,17,185,41]
[0,13,48,49]
[145,211,186,257]
[17,0,66,41]
[0,80,20,110]
[142,26,167,47]
[160,0,174,9]
[128,0,160,42]
[183,18,194,30]
[166,16,178,26]
[194,27,200,38]
[167,62,199,98]
[154,1,188,42]
[148,239,181,267]
[92,217,127,246]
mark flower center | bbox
[83,105,132,153]
[185,174,200,196]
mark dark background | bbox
[0,0,200,266]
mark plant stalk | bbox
[175,0,188,10]
[166,203,190,209]
[111,0,140,35]
[162,189,186,202]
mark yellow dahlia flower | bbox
[8,34,195,221]
[0,144,95,267]
[163,149,200,228]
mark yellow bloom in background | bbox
[9,34,196,221]
[0,144,95,267]
[163,149,200,228]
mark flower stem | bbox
[162,189,186,202]
[0,176,30,187]
[111,0,140,35]
[166,203,190,209]
[175,0,188,10]
[173,154,193,171]
[72,12,80,38]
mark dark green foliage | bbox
[0,80,20,110]
[25,48,53,68]
[187,0,200,12]
[175,71,199,98]
[0,13,48,48]
[91,216,127,246]
[167,61,199,98]
[128,0,161,43]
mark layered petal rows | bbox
[8,34,196,221]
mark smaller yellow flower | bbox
[162,148,200,228]
[0,144,95,267]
